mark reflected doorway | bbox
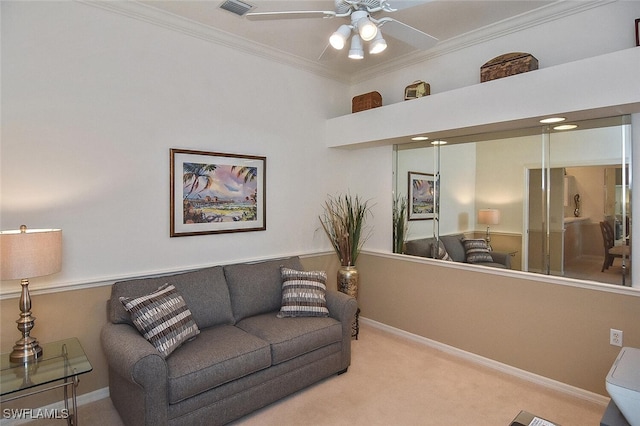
[525,165,630,285]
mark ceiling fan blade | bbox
[383,0,433,12]
[246,10,336,20]
[378,18,438,50]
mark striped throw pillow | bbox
[277,267,329,318]
[462,238,493,263]
[120,284,200,358]
[436,244,453,261]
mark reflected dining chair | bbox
[600,221,630,272]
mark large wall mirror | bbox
[393,115,633,287]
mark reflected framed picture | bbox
[170,149,266,237]
[408,171,435,221]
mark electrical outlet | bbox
[610,329,623,347]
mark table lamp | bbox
[0,225,62,363]
[478,209,500,250]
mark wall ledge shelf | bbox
[326,47,640,149]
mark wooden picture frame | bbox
[408,171,435,221]
[170,149,266,237]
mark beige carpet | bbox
[24,323,606,426]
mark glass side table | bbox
[1,338,93,426]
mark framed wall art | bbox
[636,18,640,47]
[170,149,266,237]
[408,171,435,221]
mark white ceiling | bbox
[105,1,569,82]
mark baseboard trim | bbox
[1,319,608,424]
[0,387,109,426]
[360,317,610,407]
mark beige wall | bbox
[356,252,640,396]
[2,251,638,410]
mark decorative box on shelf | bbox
[481,52,538,82]
[404,81,430,100]
[352,91,382,113]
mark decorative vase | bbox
[337,266,359,299]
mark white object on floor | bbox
[606,347,640,426]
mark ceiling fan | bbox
[245,0,438,60]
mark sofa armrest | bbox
[101,322,169,425]
[325,290,358,371]
[101,323,167,382]
[490,251,512,269]
[326,289,358,324]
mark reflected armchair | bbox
[599,221,630,272]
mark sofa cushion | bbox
[166,325,271,404]
[120,284,200,358]
[110,266,234,329]
[277,267,329,318]
[224,257,304,322]
[439,234,467,262]
[404,238,433,257]
[462,238,494,263]
[236,312,342,365]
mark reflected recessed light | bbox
[431,140,447,145]
[553,124,578,131]
[411,136,429,141]
[540,117,566,124]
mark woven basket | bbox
[352,91,382,113]
[481,52,538,82]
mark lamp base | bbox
[485,226,493,251]
[9,277,43,363]
[10,336,42,363]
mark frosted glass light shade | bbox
[330,25,352,50]
[348,34,364,59]
[356,16,377,41]
[369,31,387,54]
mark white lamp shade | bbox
[0,228,62,280]
[330,25,351,50]
[478,209,501,226]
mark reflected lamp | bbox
[478,209,500,250]
[1,225,62,363]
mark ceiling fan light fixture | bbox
[330,24,352,50]
[348,34,364,59]
[356,16,377,41]
[369,31,387,54]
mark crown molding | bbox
[75,0,352,84]
[350,0,614,84]
[76,0,612,85]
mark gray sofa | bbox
[405,233,511,269]
[101,256,358,426]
